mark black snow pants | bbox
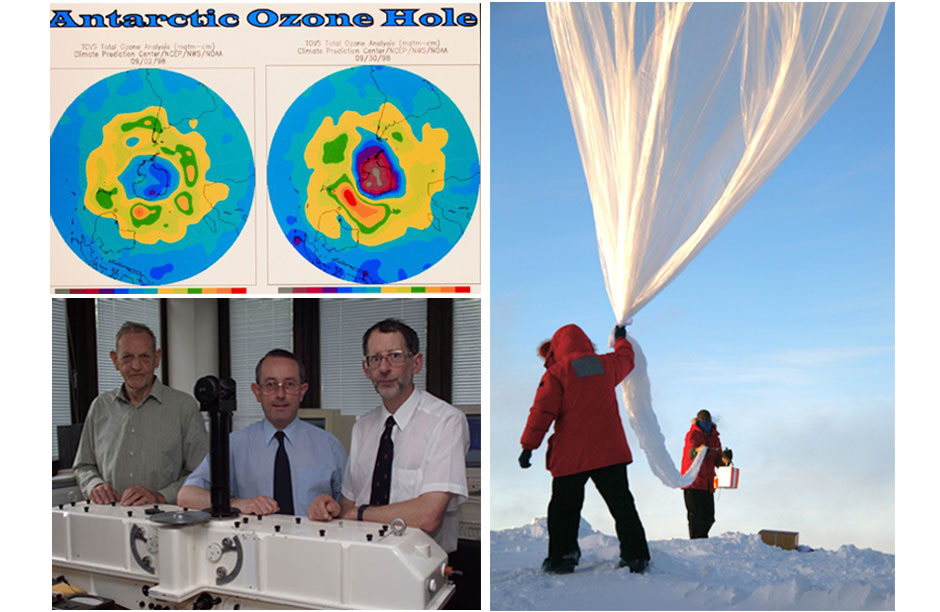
[683,488,715,539]
[547,463,650,563]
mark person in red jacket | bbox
[680,409,732,539]
[519,324,650,574]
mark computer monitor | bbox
[56,423,83,470]
[297,408,356,454]
[455,405,481,541]
[302,416,327,430]
[465,414,481,468]
[456,405,481,472]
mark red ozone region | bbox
[356,145,400,197]
[337,184,382,223]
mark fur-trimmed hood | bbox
[543,324,595,369]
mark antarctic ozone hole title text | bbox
[50,7,479,29]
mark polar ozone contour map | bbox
[268,65,480,283]
[51,69,255,285]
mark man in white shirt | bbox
[309,318,470,554]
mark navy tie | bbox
[273,431,294,515]
[370,416,396,505]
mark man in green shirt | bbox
[73,322,208,506]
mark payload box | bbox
[714,466,740,489]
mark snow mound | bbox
[491,519,894,610]
[493,516,596,542]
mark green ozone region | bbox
[96,187,118,210]
[121,115,163,134]
[323,133,348,164]
[160,144,199,187]
[131,203,162,228]
[325,174,395,235]
[175,191,193,215]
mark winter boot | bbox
[541,551,580,574]
[618,557,649,574]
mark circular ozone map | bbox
[51,69,255,285]
[268,65,480,284]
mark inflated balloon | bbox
[546,2,887,487]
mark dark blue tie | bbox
[370,416,396,505]
[273,431,294,515]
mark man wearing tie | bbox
[178,349,346,516]
[308,319,470,554]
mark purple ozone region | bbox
[355,141,402,198]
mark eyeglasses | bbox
[260,380,302,395]
[363,350,412,369]
[118,354,154,364]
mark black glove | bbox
[722,448,733,462]
[614,325,626,340]
[518,449,532,469]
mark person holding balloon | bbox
[519,323,651,574]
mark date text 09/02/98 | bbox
[51,8,479,29]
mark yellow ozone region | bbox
[84,106,229,245]
[303,102,447,246]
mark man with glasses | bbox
[178,349,346,516]
[308,319,470,555]
[74,321,209,506]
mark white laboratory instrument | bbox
[52,502,454,609]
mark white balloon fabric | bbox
[547,3,887,487]
[623,332,706,487]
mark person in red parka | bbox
[680,409,732,539]
[519,324,650,574]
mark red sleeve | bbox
[711,432,723,460]
[520,371,563,450]
[682,427,706,473]
[687,427,705,458]
[606,337,636,382]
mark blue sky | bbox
[490,3,895,553]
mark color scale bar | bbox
[55,288,248,294]
[280,286,472,294]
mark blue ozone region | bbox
[150,263,174,281]
[118,155,180,202]
[355,260,383,284]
